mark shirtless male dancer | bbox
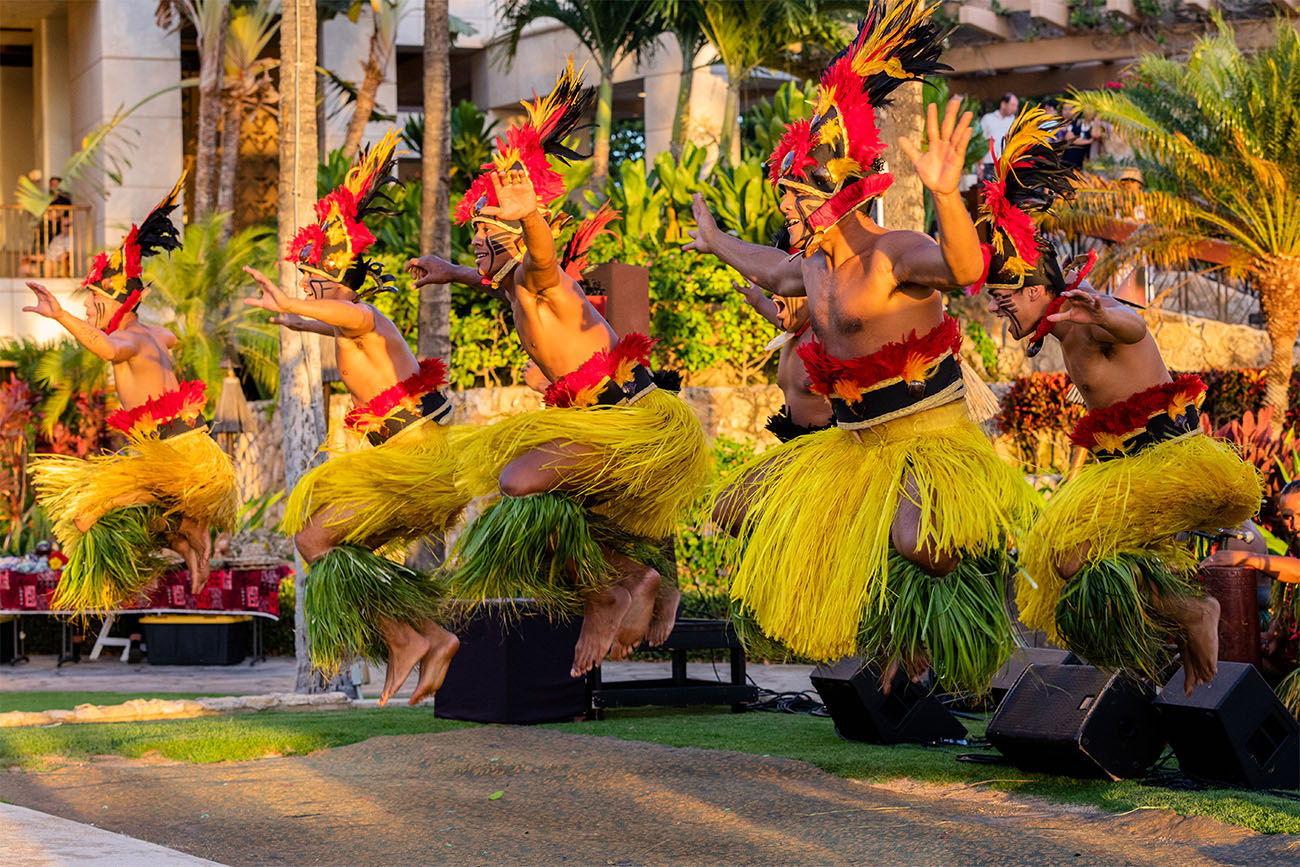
[27,177,237,608]
[691,0,1038,694]
[246,133,462,705]
[426,62,709,677]
[978,107,1260,694]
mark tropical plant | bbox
[159,0,230,215]
[1211,406,1298,507]
[694,0,842,165]
[143,213,281,402]
[742,80,817,163]
[340,0,413,160]
[401,101,502,196]
[29,340,112,438]
[499,0,663,188]
[1063,16,1300,432]
[217,0,281,234]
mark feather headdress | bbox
[80,174,185,334]
[769,0,947,252]
[287,128,402,295]
[561,203,620,281]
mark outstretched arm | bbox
[23,282,138,362]
[475,170,561,295]
[1047,289,1147,344]
[684,193,805,297]
[893,98,984,288]
[267,312,335,335]
[1203,549,1300,584]
[242,266,373,335]
[407,254,482,289]
[733,280,781,328]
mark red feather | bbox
[80,251,111,290]
[121,225,143,279]
[563,204,620,279]
[102,288,143,335]
[981,179,1039,269]
[799,316,961,402]
[543,333,657,408]
[769,119,817,187]
[344,358,449,434]
[1070,375,1207,449]
[108,380,207,435]
[286,224,328,265]
[809,173,895,230]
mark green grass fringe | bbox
[54,505,169,613]
[304,545,444,675]
[1054,553,1193,681]
[855,550,1014,697]
[1278,668,1300,719]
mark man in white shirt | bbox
[978,92,1018,179]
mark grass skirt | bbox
[448,492,678,618]
[1017,433,1261,671]
[451,388,710,538]
[281,418,468,549]
[724,401,1038,690]
[32,429,237,611]
[304,545,445,674]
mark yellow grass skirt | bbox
[31,428,237,610]
[726,401,1040,665]
[281,417,468,548]
[451,388,711,538]
[34,428,237,549]
[1016,433,1262,645]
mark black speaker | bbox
[989,647,1084,699]
[987,664,1165,780]
[1155,662,1300,789]
[809,656,967,745]
[435,602,585,724]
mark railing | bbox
[0,204,94,280]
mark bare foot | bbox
[571,585,631,678]
[378,619,430,707]
[879,650,930,694]
[609,566,660,659]
[1176,595,1221,696]
[176,518,213,593]
[408,622,460,706]
[646,582,681,647]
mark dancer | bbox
[979,107,1261,694]
[27,177,238,609]
[690,0,1038,695]
[432,62,710,676]
[247,131,462,705]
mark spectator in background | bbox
[978,92,1018,180]
[46,176,71,236]
[1061,104,1093,168]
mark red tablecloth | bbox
[0,564,290,618]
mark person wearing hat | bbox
[26,176,239,610]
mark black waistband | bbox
[765,405,833,443]
[593,364,657,408]
[1094,405,1201,462]
[829,354,962,429]
[366,390,451,446]
[158,416,203,439]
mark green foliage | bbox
[402,101,502,197]
[143,213,280,402]
[26,339,112,438]
[674,435,754,598]
[964,321,999,378]
[741,80,818,162]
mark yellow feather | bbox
[849,0,936,79]
[997,106,1061,180]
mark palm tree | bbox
[653,1,708,158]
[1064,16,1300,431]
[143,214,280,399]
[216,0,281,238]
[161,0,230,216]
[279,0,331,694]
[340,0,411,161]
[500,0,663,188]
[418,0,453,364]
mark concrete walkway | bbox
[1,655,817,702]
[4,726,1295,866]
[0,803,221,865]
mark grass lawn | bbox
[1,695,1297,835]
[0,692,212,714]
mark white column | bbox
[35,13,72,183]
[67,0,182,250]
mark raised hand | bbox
[683,192,720,254]
[731,278,763,304]
[478,170,537,223]
[1047,289,1107,326]
[407,254,458,288]
[898,97,973,197]
[22,282,65,319]
[242,265,295,315]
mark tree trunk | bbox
[592,69,614,190]
[719,74,741,167]
[1255,254,1300,435]
[215,91,243,241]
[317,19,328,162]
[193,0,230,216]
[878,82,925,232]
[341,20,387,161]
[279,0,334,695]
[417,0,452,363]
[670,48,695,159]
